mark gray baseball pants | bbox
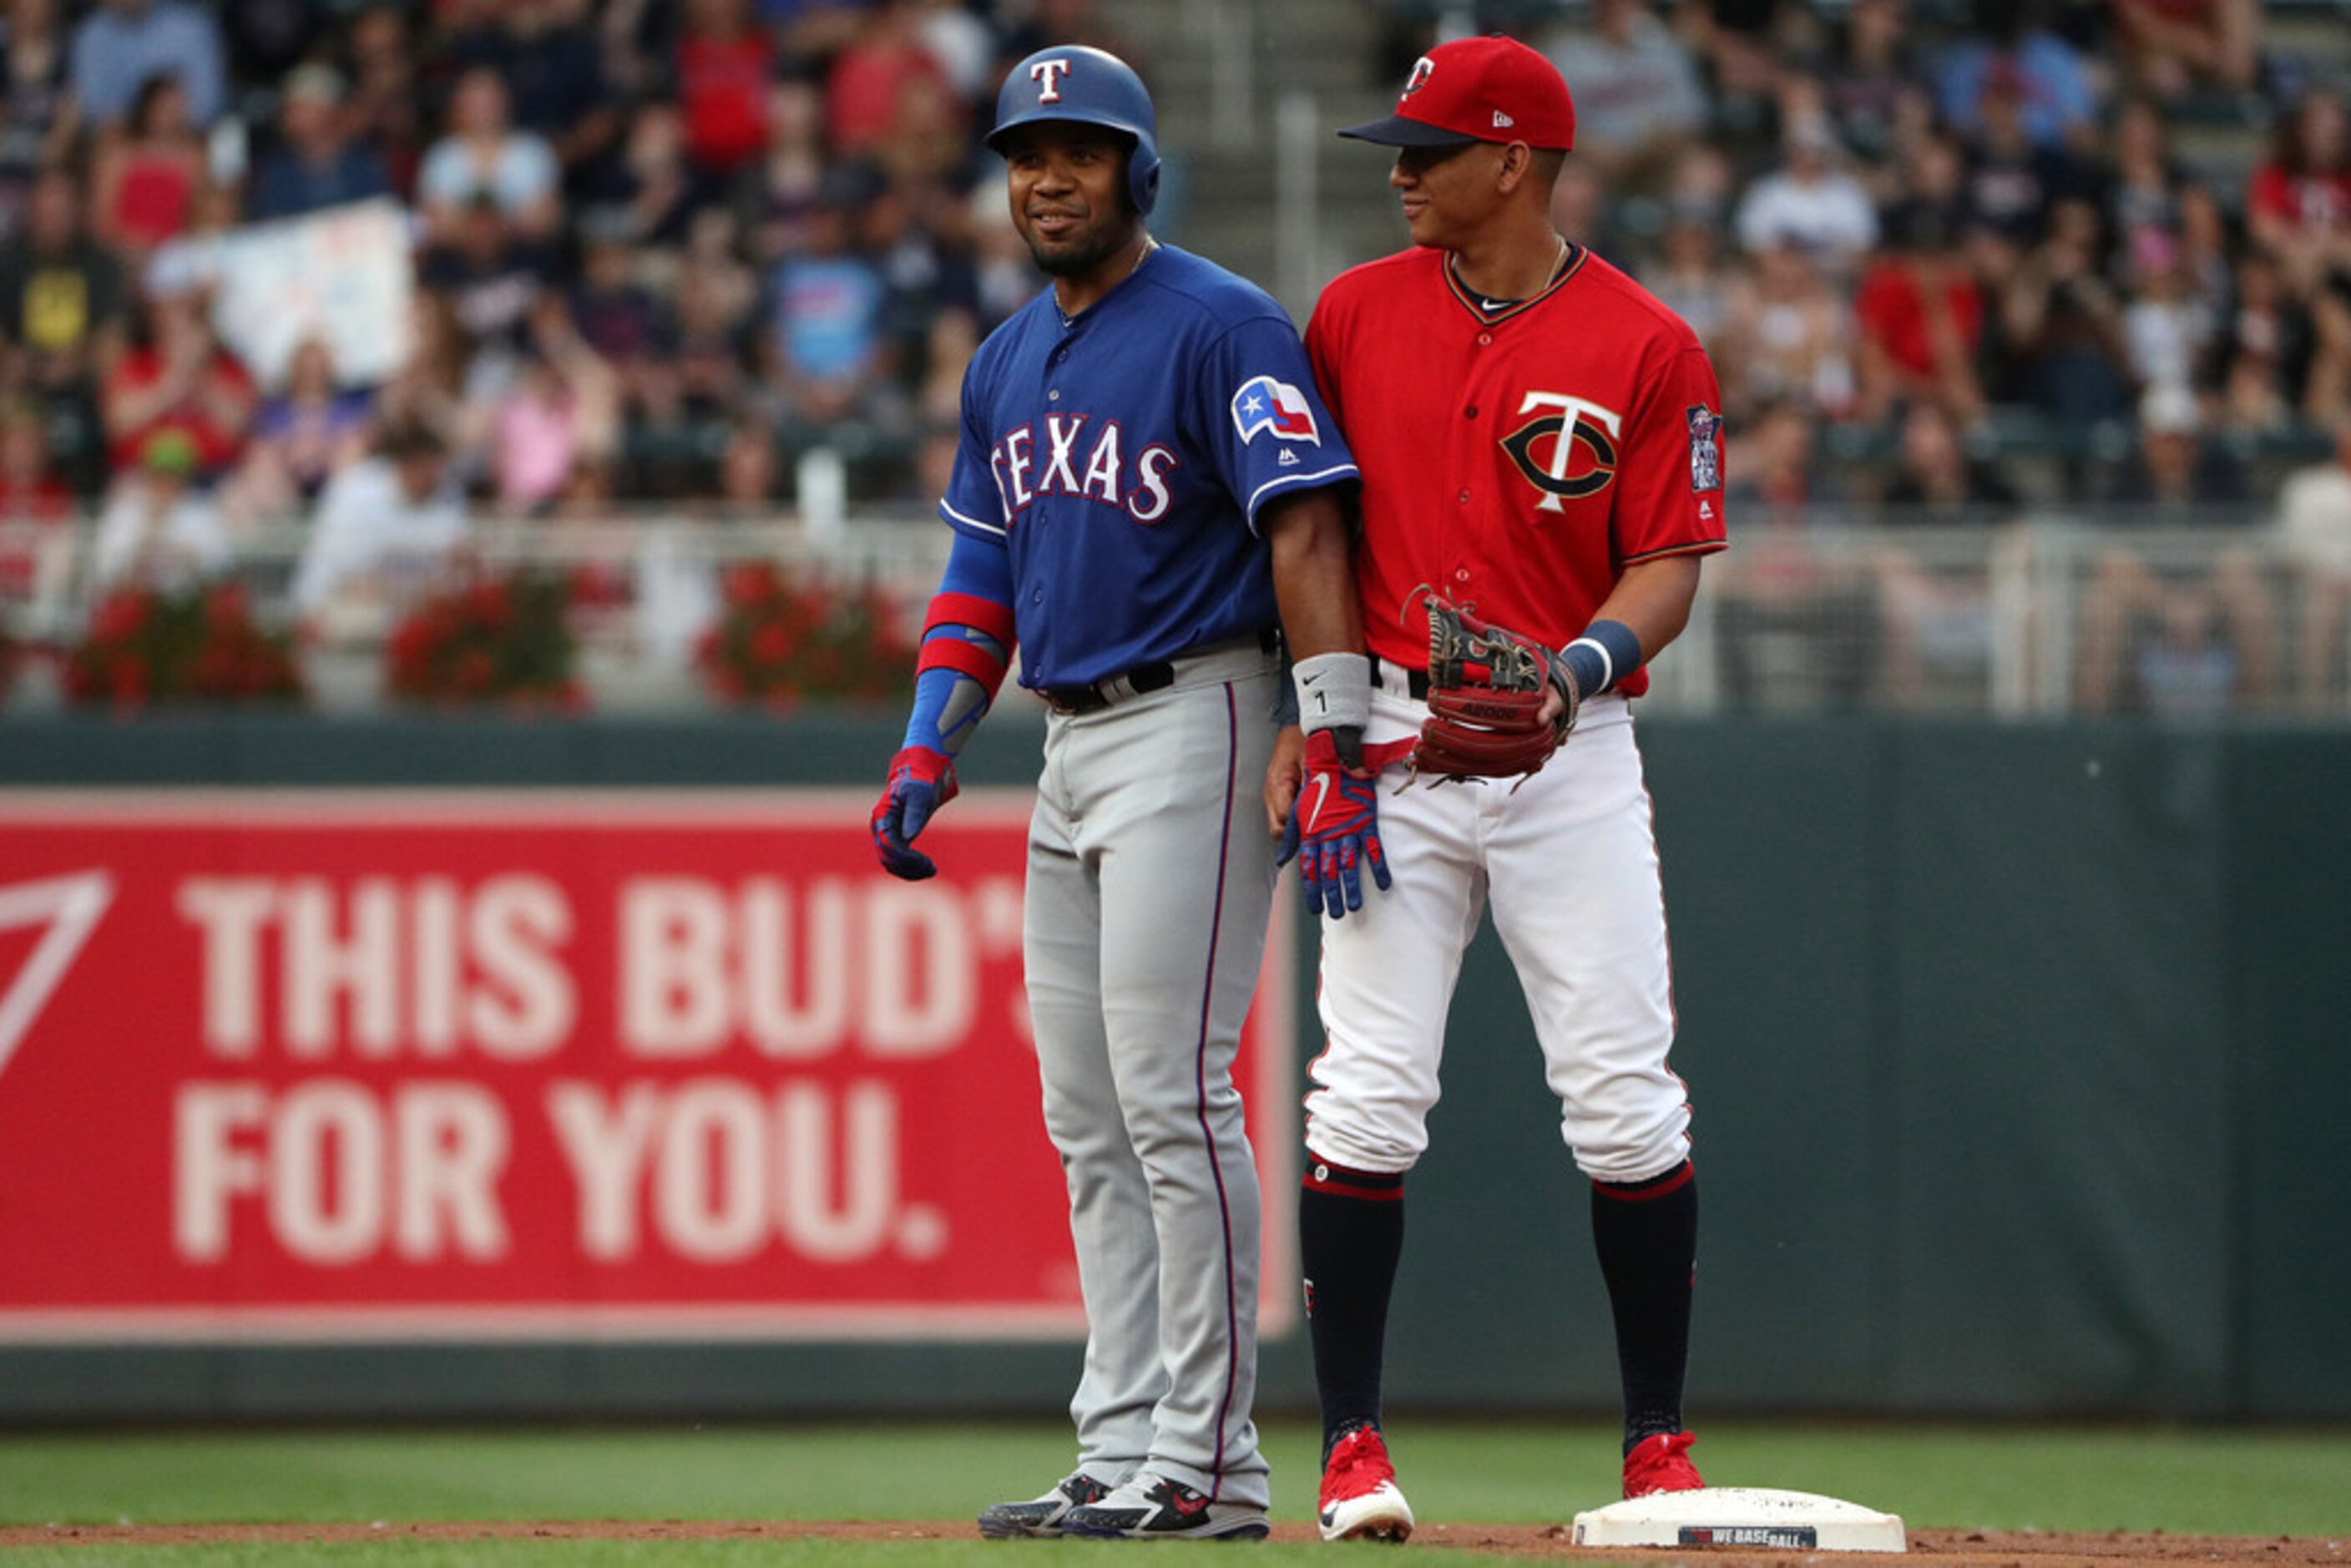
[1023,647,1279,1508]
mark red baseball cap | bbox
[1338,35,1576,152]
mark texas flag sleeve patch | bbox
[1231,375,1322,444]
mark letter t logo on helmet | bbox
[988,45,1163,215]
[1030,57,1072,104]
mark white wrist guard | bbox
[1291,651,1372,736]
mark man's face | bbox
[453,71,506,136]
[805,204,851,258]
[1595,0,1642,37]
[1003,122,1135,278]
[1902,408,1958,478]
[1388,140,1509,250]
[0,424,44,478]
[2146,430,2195,486]
[584,240,628,286]
[282,94,334,147]
[396,451,445,502]
[27,177,77,247]
[352,9,401,62]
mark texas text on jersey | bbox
[942,246,1354,691]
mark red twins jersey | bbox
[1305,245,1727,697]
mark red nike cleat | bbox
[1318,1425,1414,1542]
[1622,1430,1705,1499]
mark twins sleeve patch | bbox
[1231,376,1322,445]
[1686,405,1722,493]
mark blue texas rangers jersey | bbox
[938,244,1358,690]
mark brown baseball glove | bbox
[1410,593,1576,781]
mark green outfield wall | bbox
[1,713,2343,1422]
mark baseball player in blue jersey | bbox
[868,45,1366,1541]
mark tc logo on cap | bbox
[1343,36,1577,152]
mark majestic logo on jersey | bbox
[1231,376,1320,444]
[1029,57,1073,104]
[990,415,1181,524]
[1501,391,1622,513]
[1686,405,1723,493]
[1403,57,1434,97]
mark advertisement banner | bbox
[0,792,1292,1342]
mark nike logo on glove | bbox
[1302,772,1333,823]
[1290,727,1394,922]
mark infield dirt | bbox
[3,1521,2346,1564]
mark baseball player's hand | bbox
[1413,594,1574,779]
[871,746,959,880]
[1278,726,1392,920]
[1538,681,1569,732]
[1265,725,1306,839]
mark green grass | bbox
[2,1419,2346,1564]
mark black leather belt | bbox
[1043,629,1280,716]
[1368,652,1432,700]
[1043,661,1176,715]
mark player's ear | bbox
[1494,140,1534,194]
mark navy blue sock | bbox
[1299,1154,1404,1459]
[1590,1160,1697,1455]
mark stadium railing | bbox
[3,504,2346,720]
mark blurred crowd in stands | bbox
[1379,0,2351,711]
[2,0,2350,712]
[1373,0,2351,484]
[0,0,1136,545]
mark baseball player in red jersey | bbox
[1264,35,1726,1542]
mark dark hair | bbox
[1887,200,1954,254]
[1972,0,2028,44]
[2273,89,2347,177]
[129,72,186,139]
[378,419,447,460]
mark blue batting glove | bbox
[871,746,958,880]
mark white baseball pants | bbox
[1303,678,1692,1184]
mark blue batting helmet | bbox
[987,45,1160,216]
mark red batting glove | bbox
[1277,727,1393,920]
